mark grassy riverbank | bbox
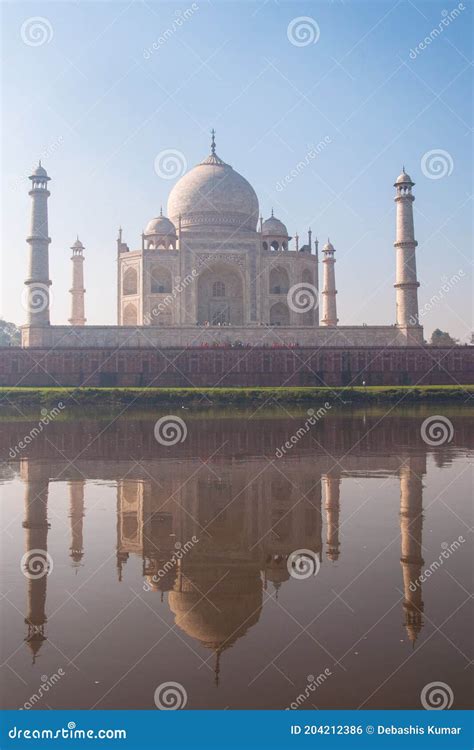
[0,385,472,408]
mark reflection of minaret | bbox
[68,480,85,568]
[323,472,341,561]
[21,461,50,663]
[399,460,424,645]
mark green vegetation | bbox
[0,385,472,409]
[430,328,459,346]
[0,320,20,346]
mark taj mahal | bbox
[21,131,423,349]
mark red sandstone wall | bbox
[0,346,472,387]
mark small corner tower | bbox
[321,239,338,327]
[394,169,422,340]
[69,237,86,326]
[25,162,52,327]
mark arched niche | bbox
[123,267,138,296]
[197,263,244,326]
[269,267,290,295]
[270,301,290,326]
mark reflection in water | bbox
[2,409,471,708]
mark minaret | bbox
[69,238,86,326]
[314,237,320,327]
[321,239,338,327]
[399,459,424,645]
[25,162,51,326]
[68,480,85,567]
[323,473,341,561]
[20,460,50,663]
[394,169,421,334]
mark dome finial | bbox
[211,128,216,155]
[160,205,163,217]
[271,208,274,217]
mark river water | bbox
[0,405,472,710]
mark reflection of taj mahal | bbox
[22,133,424,348]
[19,450,426,675]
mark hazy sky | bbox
[1,0,472,340]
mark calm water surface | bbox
[0,406,472,710]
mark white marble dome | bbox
[145,212,176,237]
[395,169,414,185]
[261,213,288,237]
[167,151,259,232]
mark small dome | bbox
[71,237,84,250]
[30,161,49,180]
[395,168,414,185]
[323,239,335,253]
[145,212,176,237]
[261,213,288,237]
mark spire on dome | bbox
[211,128,216,155]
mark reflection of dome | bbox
[261,213,288,237]
[145,210,176,238]
[394,168,414,185]
[168,146,259,232]
[169,565,262,652]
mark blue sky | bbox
[1,0,472,339]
